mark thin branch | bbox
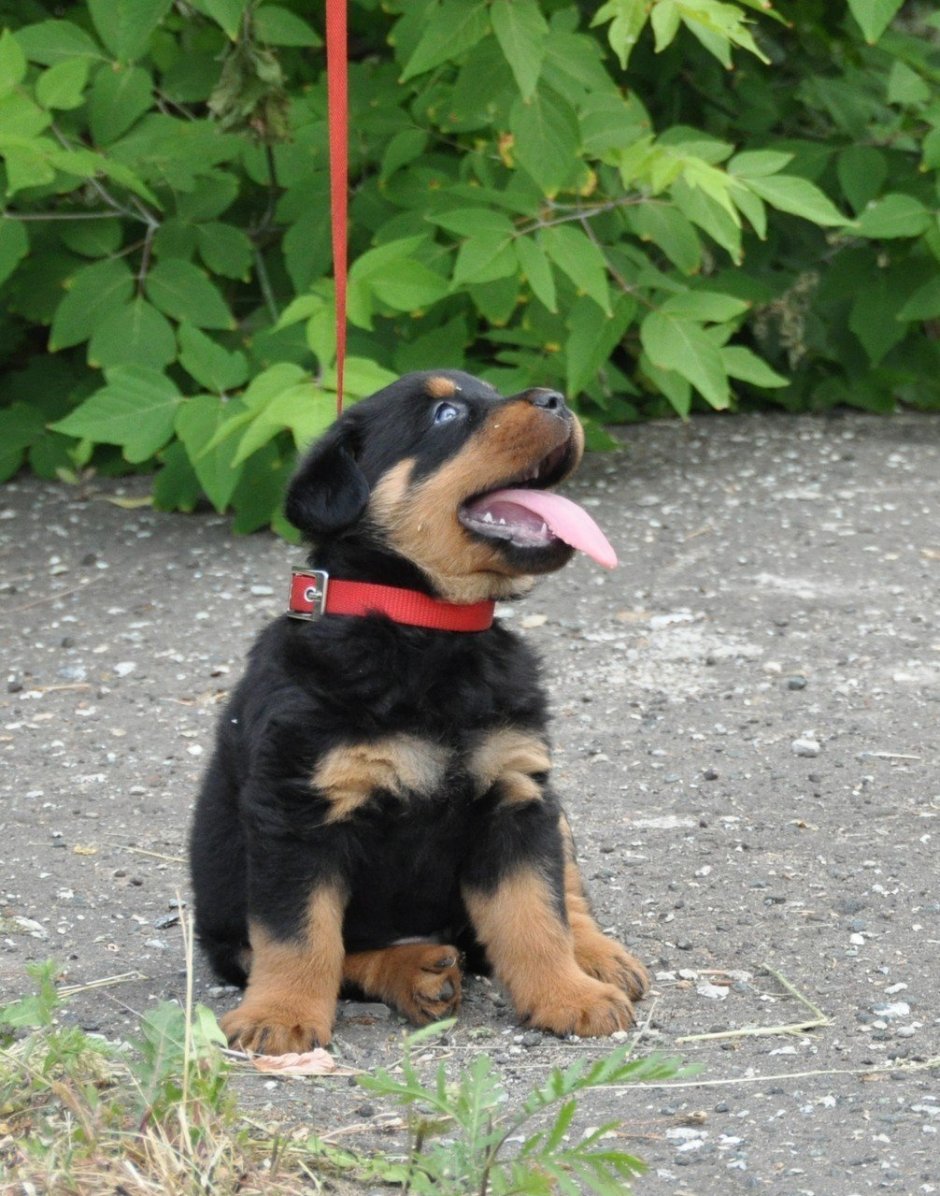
[676,963,830,1045]
[254,248,280,323]
[614,1055,940,1092]
[1,209,123,222]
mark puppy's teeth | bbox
[498,517,507,525]
[540,522,548,536]
[483,512,494,523]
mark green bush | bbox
[1,1,938,531]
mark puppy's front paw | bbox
[220,1000,333,1055]
[574,933,650,1002]
[525,975,636,1038]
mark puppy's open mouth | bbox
[458,443,617,569]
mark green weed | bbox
[1,962,685,1195]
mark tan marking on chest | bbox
[312,734,450,823]
[468,728,551,804]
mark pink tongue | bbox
[482,489,618,569]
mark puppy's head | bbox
[285,370,587,603]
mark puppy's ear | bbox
[283,420,369,538]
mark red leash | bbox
[326,0,348,415]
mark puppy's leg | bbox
[220,881,346,1055]
[343,943,462,1024]
[560,815,650,1002]
[464,867,633,1036]
[462,800,634,1037]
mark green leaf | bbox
[145,258,234,329]
[721,344,788,388]
[855,193,932,240]
[51,366,181,463]
[727,150,793,178]
[152,439,202,512]
[177,173,239,221]
[88,0,172,62]
[88,299,177,370]
[1,141,56,196]
[628,202,702,274]
[452,232,516,286]
[49,258,135,350]
[233,382,334,465]
[886,59,930,107]
[14,20,105,66]
[540,225,611,316]
[175,393,244,511]
[0,30,28,96]
[566,294,635,397]
[491,0,548,99]
[0,217,29,287]
[591,0,649,70]
[231,442,292,533]
[515,235,557,312]
[401,0,489,80]
[846,0,903,44]
[380,129,428,182]
[509,89,580,195]
[850,279,907,365]
[196,222,252,279]
[430,209,516,238]
[178,322,248,392]
[0,402,45,479]
[370,261,449,312]
[836,146,887,215]
[650,0,681,50]
[660,291,749,322]
[88,65,153,144]
[640,310,730,408]
[743,174,846,226]
[897,276,940,322]
[35,56,90,110]
[254,5,321,47]
[200,0,249,40]
[58,217,123,258]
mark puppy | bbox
[190,370,649,1054]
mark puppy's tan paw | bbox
[525,975,635,1038]
[574,933,650,1002]
[220,1001,333,1055]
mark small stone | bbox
[521,1030,543,1047]
[250,584,274,596]
[872,1001,910,1019]
[703,768,719,781]
[785,676,808,690]
[792,736,821,758]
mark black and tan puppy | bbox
[190,370,649,1054]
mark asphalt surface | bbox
[2,410,938,1195]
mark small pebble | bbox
[791,736,821,758]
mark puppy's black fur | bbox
[190,370,649,1054]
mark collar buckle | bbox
[288,567,329,620]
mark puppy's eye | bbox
[433,401,462,425]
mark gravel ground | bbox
[2,410,939,1194]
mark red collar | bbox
[287,568,495,632]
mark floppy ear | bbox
[283,419,370,538]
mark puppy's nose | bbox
[528,389,567,414]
